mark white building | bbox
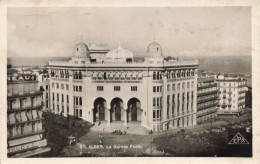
[216,75,247,115]
[48,41,199,131]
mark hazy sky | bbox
[7,7,251,58]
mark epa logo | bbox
[228,132,249,144]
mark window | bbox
[79,109,82,117]
[52,83,54,88]
[182,82,185,89]
[172,84,175,91]
[67,95,69,103]
[57,93,59,101]
[62,94,64,102]
[131,86,137,91]
[191,81,194,88]
[52,92,54,100]
[66,84,69,90]
[153,86,156,92]
[56,83,59,89]
[79,97,82,106]
[178,83,180,89]
[157,86,160,92]
[187,82,190,88]
[61,84,64,89]
[153,72,156,80]
[157,98,160,107]
[114,86,120,91]
[167,85,170,91]
[67,107,69,115]
[97,86,103,91]
[46,85,49,90]
[79,86,82,92]
[153,98,156,106]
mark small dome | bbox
[147,41,163,57]
[106,45,133,61]
[73,42,89,58]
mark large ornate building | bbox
[7,69,50,157]
[48,42,199,131]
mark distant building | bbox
[48,41,199,131]
[197,78,219,123]
[216,75,247,115]
[7,70,50,157]
[35,70,50,112]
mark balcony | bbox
[7,105,43,113]
[7,130,45,141]
[239,90,246,94]
[8,117,43,126]
[198,83,217,89]
[198,90,218,97]
[8,91,43,99]
[153,118,161,122]
[221,104,227,108]
[198,102,218,110]
[197,96,218,104]
[238,96,246,100]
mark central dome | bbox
[147,41,163,57]
[73,42,90,59]
[106,45,133,62]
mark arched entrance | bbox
[93,98,106,122]
[110,98,123,121]
[127,98,141,122]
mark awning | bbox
[32,110,38,119]
[21,111,28,122]
[26,111,33,120]
[9,113,16,124]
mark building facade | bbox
[48,42,199,131]
[197,78,219,123]
[7,71,50,157]
[216,75,247,115]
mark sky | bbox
[7,7,251,58]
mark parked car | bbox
[111,130,123,135]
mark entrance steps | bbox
[90,121,149,135]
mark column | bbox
[91,108,94,124]
[107,103,111,126]
[179,118,183,127]
[107,109,111,125]
[124,109,127,126]
[184,116,187,127]
[193,114,196,125]
[188,115,192,126]
[174,119,178,128]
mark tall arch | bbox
[93,97,107,122]
[127,98,141,122]
[110,98,124,121]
